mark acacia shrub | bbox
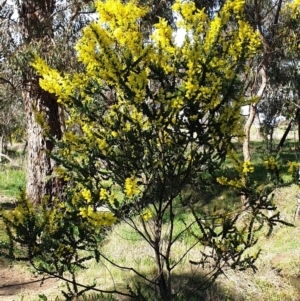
[1,0,294,300]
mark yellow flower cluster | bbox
[31,56,65,100]
[32,0,260,121]
[124,176,140,198]
[173,0,207,32]
[32,56,91,105]
[241,160,254,174]
[31,0,262,233]
[287,161,299,174]
[285,0,300,19]
[141,208,153,221]
[81,188,92,203]
[2,198,35,227]
[151,19,175,54]
[99,188,118,207]
[100,188,108,200]
[96,0,147,31]
[216,176,243,188]
[79,206,117,227]
[126,69,149,103]
[264,156,279,171]
[204,16,222,53]
[216,159,254,188]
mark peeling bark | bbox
[20,0,63,204]
[23,80,62,204]
[243,66,267,161]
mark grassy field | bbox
[76,184,300,301]
[1,138,300,301]
[0,167,25,197]
[0,144,26,198]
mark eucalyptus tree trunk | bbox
[0,135,3,163]
[243,66,267,161]
[242,0,282,162]
[19,0,63,204]
[277,109,300,151]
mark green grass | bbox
[0,143,26,198]
[0,166,25,197]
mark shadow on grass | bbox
[0,200,17,210]
[80,272,248,301]
[95,271,250,301]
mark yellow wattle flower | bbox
[124,176,139,198]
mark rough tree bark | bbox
[19,0,63,204]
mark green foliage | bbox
[1,191,108,299]
[2,0,298,300]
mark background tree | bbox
[0,86,25,162]
[274,0,300,150]
[241,0,279,160]
[257,87,290,151]
[0,0,95,203]
[0,1,25,162]
[242,0,300,158]
[140,0,226,30]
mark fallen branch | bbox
[0,153,13,162]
